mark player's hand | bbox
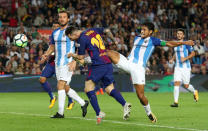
[68,61,76,71]
[40,54,48,64]
[185,40,194,46]
[181,57,186,62]
[67,53,74,58]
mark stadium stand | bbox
[0,0,207,75]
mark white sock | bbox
[186,84,195,94]
[67,88,85,106]
[174,86,179,103]
[58,90,66,115]
[144,104,152,115]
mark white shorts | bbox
[55,65,73,85]
[174,67,191,84]
[116,54,145,85]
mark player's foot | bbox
[123,102,131,120]
[170,102,178,107]
[148,113,157,123]
[194,90,199,102]
[81,100,89,117]
[49,96,57,109]
[66,102,75,110]
[50,112,64,118]
[96,111,105,125]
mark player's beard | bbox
[59,22,68,27]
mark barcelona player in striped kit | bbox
[106,22,194,123]
[41,11,88,118]
[170,28,198,107]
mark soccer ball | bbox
[13,34,28,48]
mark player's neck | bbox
[178,39,184,42]
[77,30,84,36]
[60,24,68,30]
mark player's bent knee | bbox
[174,81,181,86]
[184,84,189,88]
[65,85,70,93]
[84,80,95,93]
[39,77,46,84]
[57,80,67,90]
[105,83,114,95]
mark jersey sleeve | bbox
[93,27,104,34]
[50,33,55,45]
[186,45,194,53]
[78,38,87,55]
[151,37,164,46]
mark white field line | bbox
[0,111,207,131]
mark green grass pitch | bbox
[0,92,207,131]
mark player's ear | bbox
[149,30,153,35]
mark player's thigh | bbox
[106,50,120,64]
[56,65,72,85]
[182,69,191,85]
[101,64,115,93]
[87,65,105,84]
[174,68,182,83]
[130,64,145,85]
[115,53,130,73]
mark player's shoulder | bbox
[52,27,60,35]
[134,35,141,41]
[150,36,160,40]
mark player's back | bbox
[78,28,111,66]
[51,27,75,67]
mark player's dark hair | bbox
[142,22,155,32]
[65,26,78,36]
[177,28,185,35]
[58,10,70,18]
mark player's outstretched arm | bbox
[166,40,194,47]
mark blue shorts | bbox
[87,64,114,88]
[40,63,55,78]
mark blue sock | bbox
[41,81,54,100]
[110,89,126,106]
[86,90,100,116]
[68,97,73,104]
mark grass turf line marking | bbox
[0,111,207,131]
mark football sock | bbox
[187,84,195,93]
[144,103,152,115]
[41,81,54,99]
[58,90,66,115]
[86,90,100,116]
[174,86,179,103]
[67,88,85,106]
[110,89,126,106]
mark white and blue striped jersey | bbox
[174,44,194,69]
[128,36,162,67]
[50,27,75,67]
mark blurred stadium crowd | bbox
[0,0,208,75]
